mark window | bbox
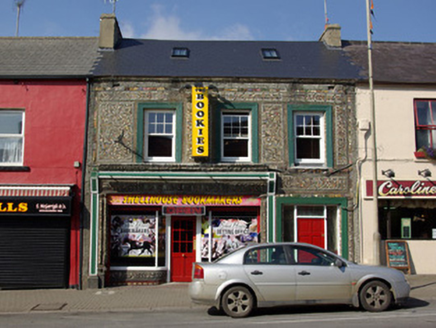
[288,105,332,167]
[414,100,436,150]
[261,48,280,60]
[171,47,189,58]
[137,103,182,163]
[0,110,24,165]
[244,246,286,265]
[222,112,251,161]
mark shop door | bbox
[297,218,325,249]
[171,217,196,282]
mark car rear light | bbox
[193,264,204,279]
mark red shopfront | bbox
[106,195,261,285]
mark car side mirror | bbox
[335,259,345,268]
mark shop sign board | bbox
[0,197,72,216]
[366,180,436,198]
[108,195,261,207]
[192,86,209,157]
[162,206,206,216]
[385,240,411,274]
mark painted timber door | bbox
[171,217,196,282]
[297,218,325,249]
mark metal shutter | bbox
[0,216,70,289]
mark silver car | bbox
[189,242,410,318]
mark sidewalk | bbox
[0,275,435,314]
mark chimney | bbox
[99,14,122,50]
[319,24,342,48]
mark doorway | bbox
[171,216,196,282]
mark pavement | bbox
[0,275,435,314]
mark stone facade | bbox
[82,77,357,288]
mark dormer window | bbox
[171,47,189,58]
[261,48,280,60]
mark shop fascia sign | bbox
[366,180,436,198]
[0,197,72,216]
[108,195,261,206]
[192,86,209,157]
[162,206,206,216]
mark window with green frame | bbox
[215,103,259,163]
[287,105,333,167]
[136,103,183,163]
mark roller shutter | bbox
[0,216,70,289]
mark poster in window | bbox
[111,215,156,257]
[202,217,258,261]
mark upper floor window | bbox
[0,110,24,166]
[221,111,251,162]
[137,103,182,163]
[288,105,333,168]
[414,100,436,151]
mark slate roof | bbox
[343,41,436,84]
[0,37,99,78]
[93,39,362,81]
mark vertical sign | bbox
[192,86,209,157]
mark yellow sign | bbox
[192,86,209,157]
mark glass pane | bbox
[156,124,164,134]
[313,127,320,136]
[296,138,320,159]
[0,137,23,163]
[156,113,165,123]
[148,122,156,134]
[416,130,430,149]
[417,102,431,125]
[164,123,172,134]
[165,113,173,123]
[223,139,248,157]
[0,112,22,134]
[149,113,156,123]
[148,136,173,157]
[297,206,324,216]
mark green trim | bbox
[136,102,183,163]
[287,105,333,167]
[216,102,259,163]
[275,196,348,259]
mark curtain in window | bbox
[0,137,22,163]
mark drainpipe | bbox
[79,77,91,289]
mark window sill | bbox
[0,166,30,172]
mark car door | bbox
[242,245,297,303]
[291,245,353,302]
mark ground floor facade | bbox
[85,170,351,288]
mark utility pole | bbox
[366,0,380,265]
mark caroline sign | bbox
[192,86,209,157]
[366,180,436,198]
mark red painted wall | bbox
[0,80,87,288]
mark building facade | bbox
[346,41,436,273]
[82,18,360,288]
[0,37,98,289]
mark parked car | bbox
[189,242,410,318]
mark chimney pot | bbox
[319,24,342,48]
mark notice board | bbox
[385,240,411,274]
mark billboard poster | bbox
[111,215,156,257]
[202,216,258,261]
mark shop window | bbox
[110,213,166,267]
[136,103,182,163]
[287,105,333,167]
[0,110,24,166]
[215,102,259,163]
[201,212,259,262]
[379,204,436,240]
[414,99,436,151]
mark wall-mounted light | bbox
[418,169,432,178]
[382,169,395,178]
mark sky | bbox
[0,0,435,42]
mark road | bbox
[0,298,435,328]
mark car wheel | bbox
[360,281,392,312]
[221,286,254,318]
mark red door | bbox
[297,218,325,249]
[171,217,196,282]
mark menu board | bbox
[385,240,410,274]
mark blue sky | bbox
[1,0,435,42]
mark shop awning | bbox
[0,185,71,197]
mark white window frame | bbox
[0,110,24,166]
[144,110,176,162]
[221,111,251,162]
[294,112,325,166]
